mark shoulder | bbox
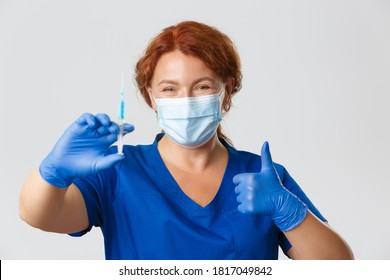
[118,134,161,157]
[121,142,156,163]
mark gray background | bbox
[1,0,389,259]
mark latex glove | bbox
[39,113,134,188]
[233,141,308,232]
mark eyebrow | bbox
[157,80,179,86]
[157,77,217,86]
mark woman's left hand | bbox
[233,142,308,232]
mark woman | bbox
[19,21,353,260]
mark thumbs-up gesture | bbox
[233,142,308,232]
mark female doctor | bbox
[19,21,353,260]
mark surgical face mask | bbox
[154,89,224,149]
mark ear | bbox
[147,87,157,111]
[221,77,234,113]
[225,77,235,95]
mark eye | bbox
[158,87,180,97]
[198,85,211,90]
[161,87,178,96]
[194,83,215,95]
[162,87,175,92]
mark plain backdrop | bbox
[1,0,389,260]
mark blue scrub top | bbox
[72,134,326,259]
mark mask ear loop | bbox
[149,90,159,113]
[149,91,165,134]
[218,85,227,116]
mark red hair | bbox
[135,21,242,144]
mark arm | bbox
[19,169,88,233]
[19,113,134,234]
[285,211,354,259]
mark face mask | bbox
[154,90,224,148]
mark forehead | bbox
[151,50,219,84]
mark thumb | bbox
[261,141,274,171]
[94,154,125,172]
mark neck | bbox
[157,134,227,173]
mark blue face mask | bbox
[154,90,224,148]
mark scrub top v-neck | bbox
[72,133,326,259]
[151,137,234,216]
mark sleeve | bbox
[69,165,118,237]
[275,164,327,256]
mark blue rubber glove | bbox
[233,141,308,232]
[39,113,134,188]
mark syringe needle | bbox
[117,72,125,154]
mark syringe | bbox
[117,72,125,154]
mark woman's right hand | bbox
[39,113,134,188]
